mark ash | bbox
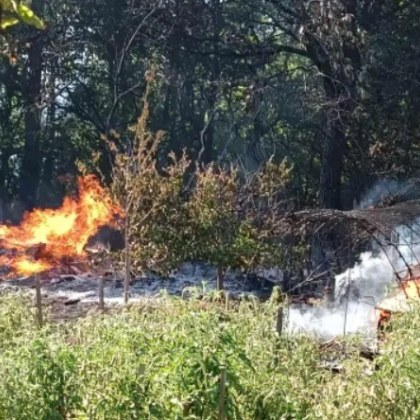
[0,263,276,306]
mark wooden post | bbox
[98,276,105,312]
[216,265,224,291]
[343,262,353,337]
[124,215,131,304]
[275,305,283,336]
[35,274,43,328]
[217,366,227,420]
[225,292,230,311]
[343,283,350,337]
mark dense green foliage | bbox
[1,0,419,214]
[0,292,419,419]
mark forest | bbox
[1,1,420,419]
[1,0,419,215]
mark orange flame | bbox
[401,277,420,300]
[0,175,123,276]
[376,308,392,326]
[376,273,420,330]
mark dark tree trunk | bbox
[40,56,58,206]
[319,123,347,209]
[201,114,215,164]
[303,0,361,209]
[201,0,222,165]
[20,29,44,210]
[0,60,15,220]
[303,36,344,209]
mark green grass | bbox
[0,292,419,419]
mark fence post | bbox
[98,276,105,312]
[35,274,43,328]
[124,216,131,304]
[218,366,227,420]
[276,305,283,336]
[216,265,224,291]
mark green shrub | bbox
[109,77,295,284]
[0,292,36,348]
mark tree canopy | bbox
[0,0,419,216]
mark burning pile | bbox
[0,175,123,276]
[376,265,420,327]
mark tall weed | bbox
[0,293,419,419]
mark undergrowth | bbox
[0,292,419,419]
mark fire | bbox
[376,270,420,330]
[376,308,392,327]
[0,256,53,276]
[0,175,123,276]
[401,277,420,300]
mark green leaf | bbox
[0,0,15,12]
[0,17,19,29]
[15,3,45,30]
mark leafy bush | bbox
[110,78,191,276]
[110,80,295,286]
[1,293,420,419]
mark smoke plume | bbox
[359,178,420,209]
[286,218,420,341]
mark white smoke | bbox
[359,178,419,209]
[286,302,378,342]
[335,251,394,302]
[359,179,401,208]
[286,218,420,341]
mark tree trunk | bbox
[20,27,44,210]
[40,57,58,206]
[0,150,10,222]
[201,114,215,164]
[318,123,347,209]
[303,0,361,210]
[201,0,222,165]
